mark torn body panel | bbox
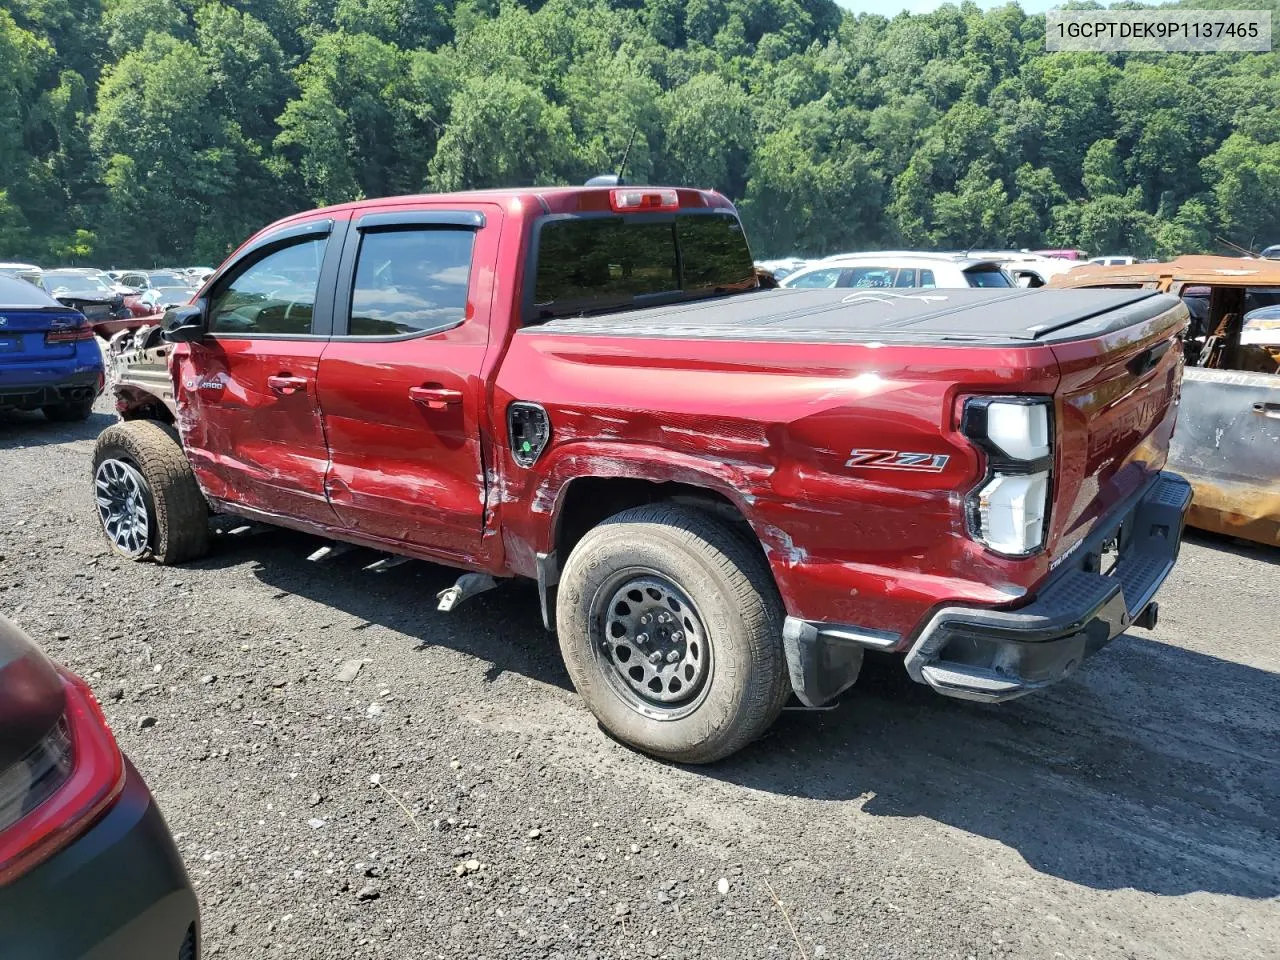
[1173,368,1280,546]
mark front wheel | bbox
[91,420,209,564]
[556,504,790,763]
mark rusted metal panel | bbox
[1170,368,1280,545]
[1052,255,1280,289]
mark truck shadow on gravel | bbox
[189,528,574,692]
[0,410,115,448]
[712,647,1280,900]
[167,519,1280,903]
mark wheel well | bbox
[116,386,175,425]
[554,477,758,562]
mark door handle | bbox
[267,374,308,396]
[409,385,463,410]
[1253,401,1280,419]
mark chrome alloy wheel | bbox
[94,458,151,557]
[592,572,712,720]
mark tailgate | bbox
[1048,300,1188,555]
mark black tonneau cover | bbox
[537,288,1180,345]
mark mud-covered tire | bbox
[556,503,790,764]
[42,398,95,422]
[91,420,209,564]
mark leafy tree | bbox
[1082,139,1125,198]
[1203,133,1280,248]
[429,74,576,190]
[654,74,753,197]
[92,33,261,262]
[3,0,1279,263]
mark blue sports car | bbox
[0,275,104,421]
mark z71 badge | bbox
[845,449,950,472]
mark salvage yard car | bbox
[41,269,134,336]
[0,614,200,957]
[1052,256,1280,546]
[0,275,103,421]
[779,251,1014,289]
[93,185,1191,762]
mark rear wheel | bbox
[556,503,789,763]
[42,398,95,422]
[91,420,209,564]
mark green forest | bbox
[2,0,1279,265]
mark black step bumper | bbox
[902,471,1192,703]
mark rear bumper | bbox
[902,471,1192,702]
[0,368,103,410]
[0,759,199,960]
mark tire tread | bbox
[559,503,789,763]
[92,420,209,564]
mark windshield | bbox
[530,212,756,323]
[149,272,185,286]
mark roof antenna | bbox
[615,126,638,185]
[585,126,639,187]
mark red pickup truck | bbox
[93,185,1192,762]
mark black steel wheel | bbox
[557,503,790,763]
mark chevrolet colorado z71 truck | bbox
[93,185,1192,762]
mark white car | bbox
[1088,255,1136,267]
[779,252,1015,290]
[966,250,1081,287]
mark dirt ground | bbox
[2,405,1277,960]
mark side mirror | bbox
[162,304,206,342]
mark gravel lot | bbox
[2,405,1277,960]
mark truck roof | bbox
[257,185,735,236]
[537,287,1180,346]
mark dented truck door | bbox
[314,206,499,562]
[174,218,344,525]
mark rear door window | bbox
[919,269,936,288]
[208,236,327,335]
[347,228,474,337]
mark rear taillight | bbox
[962,397,1054,557]
[0,672,125,886]
[45,323,96,344]
[610,188,679,212]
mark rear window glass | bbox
[531,212,755,322]
[965,265,1013,288]
[0,275,60,308]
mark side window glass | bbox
[893,268,917,287]
[919,269,936,288]
[348,228,474,336]
[788,268,841,288]
[846,267,895,288]
[208,236,327,335]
